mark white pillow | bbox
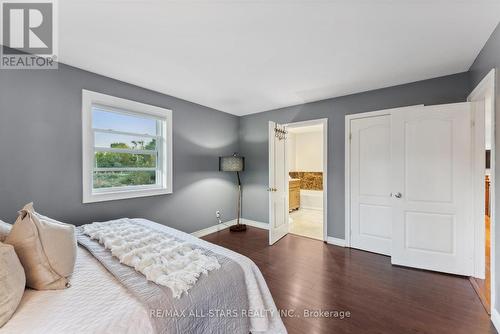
[0,220,11,242]
[0,242,26,327]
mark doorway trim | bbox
[468,69,496,312]
[284,118,328,242]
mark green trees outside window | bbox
[93,139,158,188]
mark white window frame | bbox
[82,90,173,203]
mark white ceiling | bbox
[60,0,500,116]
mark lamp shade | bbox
[219,155,245,172]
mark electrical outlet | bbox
[216,211,223,225]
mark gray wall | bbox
[469,22,500,312]
[0,37,489,241]
[239,72,471,238]
[0,63,240,233]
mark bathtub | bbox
[300,190,323,210]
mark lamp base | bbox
[230,224,247,232]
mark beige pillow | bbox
[0,242,26,327]
[0,220,11,242]
[5,203,76,290]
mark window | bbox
[82,90,172,203]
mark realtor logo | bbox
[1,0,58,69]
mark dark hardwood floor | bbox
[203,227,496,334]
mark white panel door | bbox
[269,122,289,245]
[391,103,474,276]
[350,115,392,255]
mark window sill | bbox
[83,187,172,203]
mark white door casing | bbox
[285,118,328,241]
[471,98,486,279]
[391,103,474,276]
[269,121,289,245]
[350,115,392,255]
[468,69,496,313]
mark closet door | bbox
[350,115,392,255]
[391,103,474,276]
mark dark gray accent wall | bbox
[469,22,500,311]
[470,23,500,88]
[239,72,471,238]
[0,63,240,233]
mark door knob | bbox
[394,192,402,198]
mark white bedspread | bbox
[1,247,154,334]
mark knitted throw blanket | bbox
[82,219,220,298]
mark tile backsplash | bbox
[289,172,323,190]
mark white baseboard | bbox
[241,218,269,230]
[193,219,346,247]
[491,307,500,332]
[327,236,346,247]
[191,220,234,238]
[191,219,268,238]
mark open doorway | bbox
[268,118,328,245]
[287,122,325,241]
[469,69,496,315]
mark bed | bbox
[1,218,286,334]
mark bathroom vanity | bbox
[289,179,301,211]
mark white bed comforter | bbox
[1,246,155,334]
